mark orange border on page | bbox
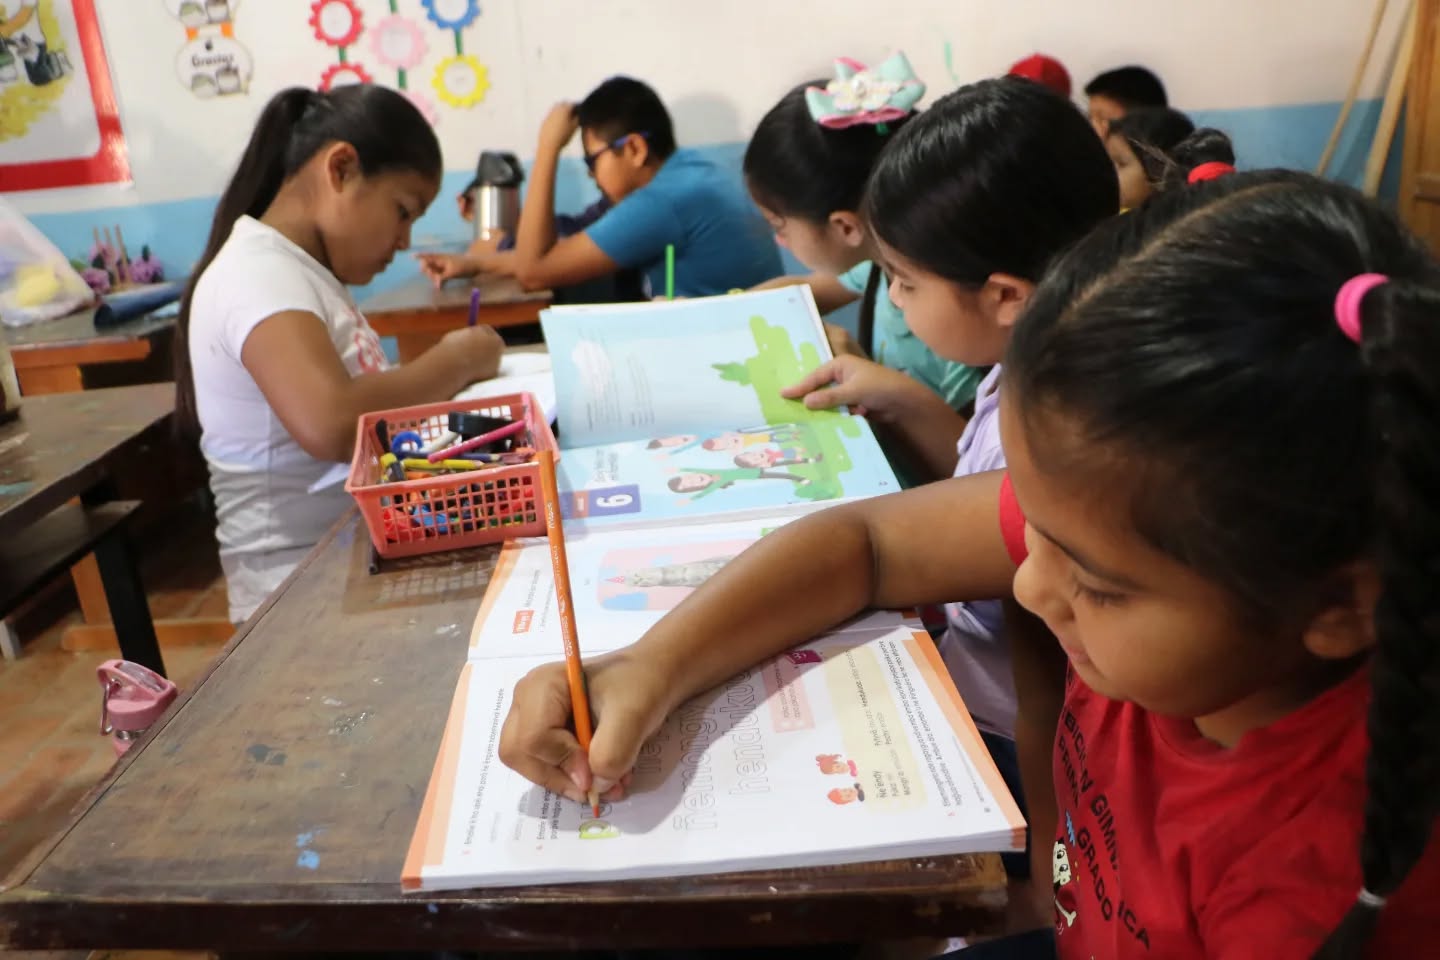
[401,663,474,890]
[903,631,1028,850]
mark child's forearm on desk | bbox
[630,471,1016,711]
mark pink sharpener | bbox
[98,659,178,756]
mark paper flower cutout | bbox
[433,54,488,108]
[404,90,439,126]
[309,0,363,48]
[319,61,372,92]
[370,14,427,70]
[805,52,925,129]
[421,0,481,31]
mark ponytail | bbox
[174,88,313,439]
[173,84,441,441]
[744,80,911,223]
[1158,127,1236,192]
[1313,281,1440,958]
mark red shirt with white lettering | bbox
[995,475,1440,958]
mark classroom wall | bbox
[2,0,1413,298]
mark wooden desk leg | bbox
[92,526,165,677]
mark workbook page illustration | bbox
[556,420,898,530]
[468,516,907,661]
[404,624,1026,891]
[542,288,848,447]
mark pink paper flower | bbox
[370,14,427,71]
[403,90,439,126]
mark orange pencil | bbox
[537,450,599,816]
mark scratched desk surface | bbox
[0,511,1007,952]
[0,383,174,539]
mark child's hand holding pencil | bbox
[498,649,670,807]
[519,450,671,811]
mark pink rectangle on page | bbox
[760,648,821,733]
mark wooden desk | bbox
[0,384,171,671]
[4,309,175,397]
[363,274,552,363]
[0,512,1007,952]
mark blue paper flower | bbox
[420,0,480,31]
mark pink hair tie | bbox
[1188,162,1236,184]
[1334,273,1387,343]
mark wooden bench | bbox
[0,500,162,674]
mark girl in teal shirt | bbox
[744,53,985,414]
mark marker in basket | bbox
[537,449,599,817]
[467,287,481,327]
[427,419,526,462]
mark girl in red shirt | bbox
[996,169,1439,958]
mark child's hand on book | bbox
[499,649,672,805]
[781,355,932,423]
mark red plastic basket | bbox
[346,392,559,560]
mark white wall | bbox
[5,0,1412,218]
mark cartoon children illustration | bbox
[668,467,812,499]
[734,448,822,469]
[0,1,67,86]
[647,434,700,454]
[827,784,865,805]
[1053,840,1078,930]
[625,556,733,589]
[815,754,858,777]
[702,425,803,454]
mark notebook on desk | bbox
[403,597,1026,891]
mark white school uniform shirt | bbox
[189,215,389,623]
[936,365,1015,739]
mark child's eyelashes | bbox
[1072,578,1126,608]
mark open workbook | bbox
[538,288,899,530]
[402,516,1027,892]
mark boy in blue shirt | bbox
[420,77,781,298]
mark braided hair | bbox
[1006,171,1440,957]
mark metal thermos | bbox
[472,151,525,243]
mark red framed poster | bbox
[0,0,130,192]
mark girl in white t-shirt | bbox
[178,85,504,623]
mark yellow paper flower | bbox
[432,54,488,108]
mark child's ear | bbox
[826,211,866,249]
[982,273,1036,331]
[1302,562,1381,661]
[323,142,361,190]
[627,133,651,168]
